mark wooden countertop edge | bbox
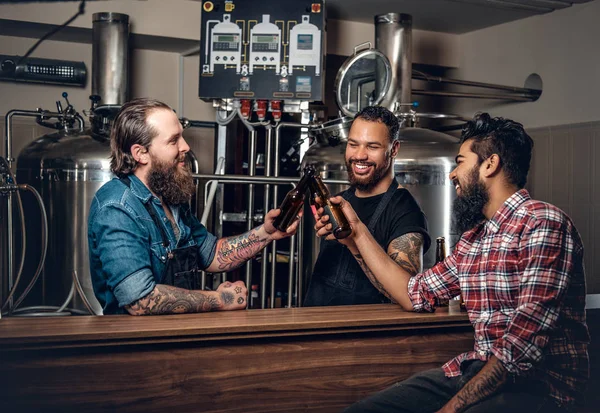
[0,304,472,350]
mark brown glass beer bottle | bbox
[272,167,313,232]
[435,237,446,264]
[309,171,352,239]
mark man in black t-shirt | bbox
[304,106,430,306]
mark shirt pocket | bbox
[149,241,168,282]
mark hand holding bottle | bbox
[264,207,302,240]
[314,195,360,245]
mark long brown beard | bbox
[147,154,195,206]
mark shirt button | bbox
[478,350,486,356]
[483,252,489,258]
[481,311,489,319]
[478,335,484,340]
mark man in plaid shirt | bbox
[316,113,589,413]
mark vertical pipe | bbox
[216,122,227,285]
[261,125,273,309]
[287,234,295,308]
[270,126,281,308]
[272,122,307,308]
[375,13,412,109]
[92,12,130,106]
[296,218,304,307]
[245,129,257,299]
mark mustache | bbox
[348,160,376,166]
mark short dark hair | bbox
[354,106,399,143]
[461,112,534,189]
[110,98,173,177]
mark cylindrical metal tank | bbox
[302,124,459,291]
[17,130,112,313]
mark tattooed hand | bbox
[263,208,302,240]
[216,280,247,311]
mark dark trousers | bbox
[343,361,565,413]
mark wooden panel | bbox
[549,128,571,211]
[0,327,475,413]
[528,127,551,201]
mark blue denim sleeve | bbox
[188,214,218,269]
[91,202,156,307]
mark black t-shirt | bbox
[307,187,430,305]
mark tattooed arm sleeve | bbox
[351,232,424,303]
[205,224,272,273]
[125,284,222,315]
[440,356,509,413]
[348,227,423,311]
[387,232,424,276]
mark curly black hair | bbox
[461,113,534,189]
[354,106,400,143]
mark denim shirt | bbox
[88,175,217,314]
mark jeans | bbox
[343,361,565,413]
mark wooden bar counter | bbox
[0,304,473,412]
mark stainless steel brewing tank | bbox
[301,134,459,290]
[17,129,112,314]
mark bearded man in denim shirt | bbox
[88,98,299,315]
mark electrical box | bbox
[199,0,325,101]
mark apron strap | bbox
[120,176,170,249]
[366,178,398,233]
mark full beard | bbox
[147,155,195,206]
[346,152,392,192]
[452,167,489,235]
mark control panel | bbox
[199,0,325,101]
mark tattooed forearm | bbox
[214,225,270,271]
[388,233,424,276]
[125,284,220,315]
[450,357,509,412]
[354,253,395,302]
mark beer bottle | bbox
[272,167,313,232]
[435,237,446,264]
[309,171,352,240]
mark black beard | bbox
[346,151,392,192]
[147,156,195,206]
[452,167,489,234]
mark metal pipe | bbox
[271,122,312,308]
[296,218,304,307]
[261,126,273,309]
[412,71,542,97]
[376,13,412,109]
[92,12,129,106]
[411,89,538,101]
[4,109,74,314]
[245,129,257,302]
[287,234,295,308]
[192,173,348,186]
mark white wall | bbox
[449,1,600,129]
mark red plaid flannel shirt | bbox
[408,189,589,407]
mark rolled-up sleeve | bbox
[490,217,574,375]
[92,203,156,307]
[408,253,461,312]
